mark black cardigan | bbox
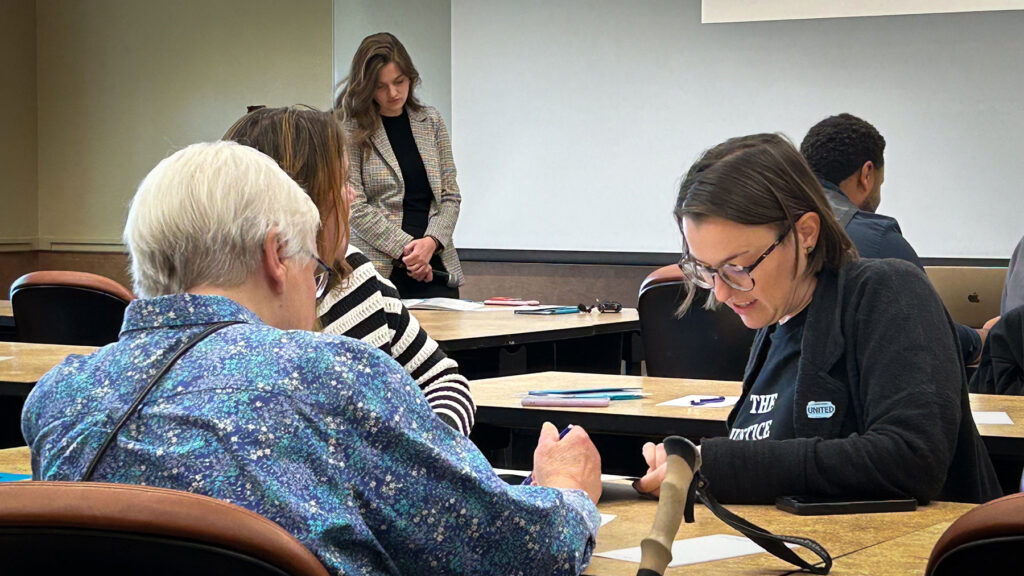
[970,304,1024,395]
[701,258,1002,504]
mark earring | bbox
[806,246,813,255]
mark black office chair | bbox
[10,271,134,346]
[0,481,329,575]
[638,265,754,380]
[926,492,1024,575]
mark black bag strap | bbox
[81,321,241,482]
[694,472,833,574]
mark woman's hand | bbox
[632,442,668,497]
[632,442,702,497]
[532,422,603,505]
[402,237,438,282]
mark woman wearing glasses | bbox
[634,133,1000,504]
[224,106,475,435]
[336,32,463,298]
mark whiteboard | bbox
[450,0,1024,258]
[702,0,1024,23]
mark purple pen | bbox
[690,396,726,406]
[522,425,573,485]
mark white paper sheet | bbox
[972,411,1014,425]
[600,514,616,527]
[595,534,795,567]
[0,356,12,363]
[658,395,740,408]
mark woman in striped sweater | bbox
[224,106,475,435]
[318,244,474,434]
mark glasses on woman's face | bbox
[312,256,333,300]
[679,228,790,292]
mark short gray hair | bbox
[124,141,320,298]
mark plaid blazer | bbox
[345,106,463,287]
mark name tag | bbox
[806,401,836,419]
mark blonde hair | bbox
[124,141,320,298]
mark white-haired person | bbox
[22,141,602,575]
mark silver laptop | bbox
[925,266,1006,328]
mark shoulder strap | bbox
[81,321,241,482]
[695,473,833,574]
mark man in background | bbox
[801,113,983,364]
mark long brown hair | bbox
[334,32,424,152]
[223,106,350,281]
[674,133,857,313]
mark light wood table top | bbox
[589,488,971,575]
[0,300,12,328]
[0,341,98,396]
[0,445,969,574]
[472,372,1024,456]
[472,372,738,437]
[822,520,953,576]
[410,308,639,351]
[0,446,30,475]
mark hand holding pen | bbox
[526,422,602,505]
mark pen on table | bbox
[541,393,647,400]
[528,387,643,396]
[521,397,611,407]
[690,396,726,406]
[522,425,573,485]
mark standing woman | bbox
[337,32,463,298]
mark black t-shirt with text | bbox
[729,310,806,441]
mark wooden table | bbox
[0,300,14,341]
[0,445,971,575]
[821,520,953,576]
[0,446,30,475]
[411,308,639,352]
[412,308,640,378]
[473,372,737,439]
[472,372,1024,458]
[0,341,98,397]
[590,483,971,575]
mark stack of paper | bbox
[402,298,486,311]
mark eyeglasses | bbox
[577,299,623,313]
[312,255,333,300]
[678,228,790,292]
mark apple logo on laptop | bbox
[968,292,980,303]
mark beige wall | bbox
[0,0,39,247]
[34,0,334,249]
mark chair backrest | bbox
[10,271,134,346]
[638,265,755,380]
[0,481,329,576]
[926,492,1024,576]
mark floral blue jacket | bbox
[22,294,599,575]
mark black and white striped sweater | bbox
[317,246,476,435]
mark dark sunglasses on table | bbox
[678,227,790,292]
[577,299,623,313]
[312,256,334,300]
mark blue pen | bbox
[522,425,573,485]
[690,396,726,406]
[553,392,647,400]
